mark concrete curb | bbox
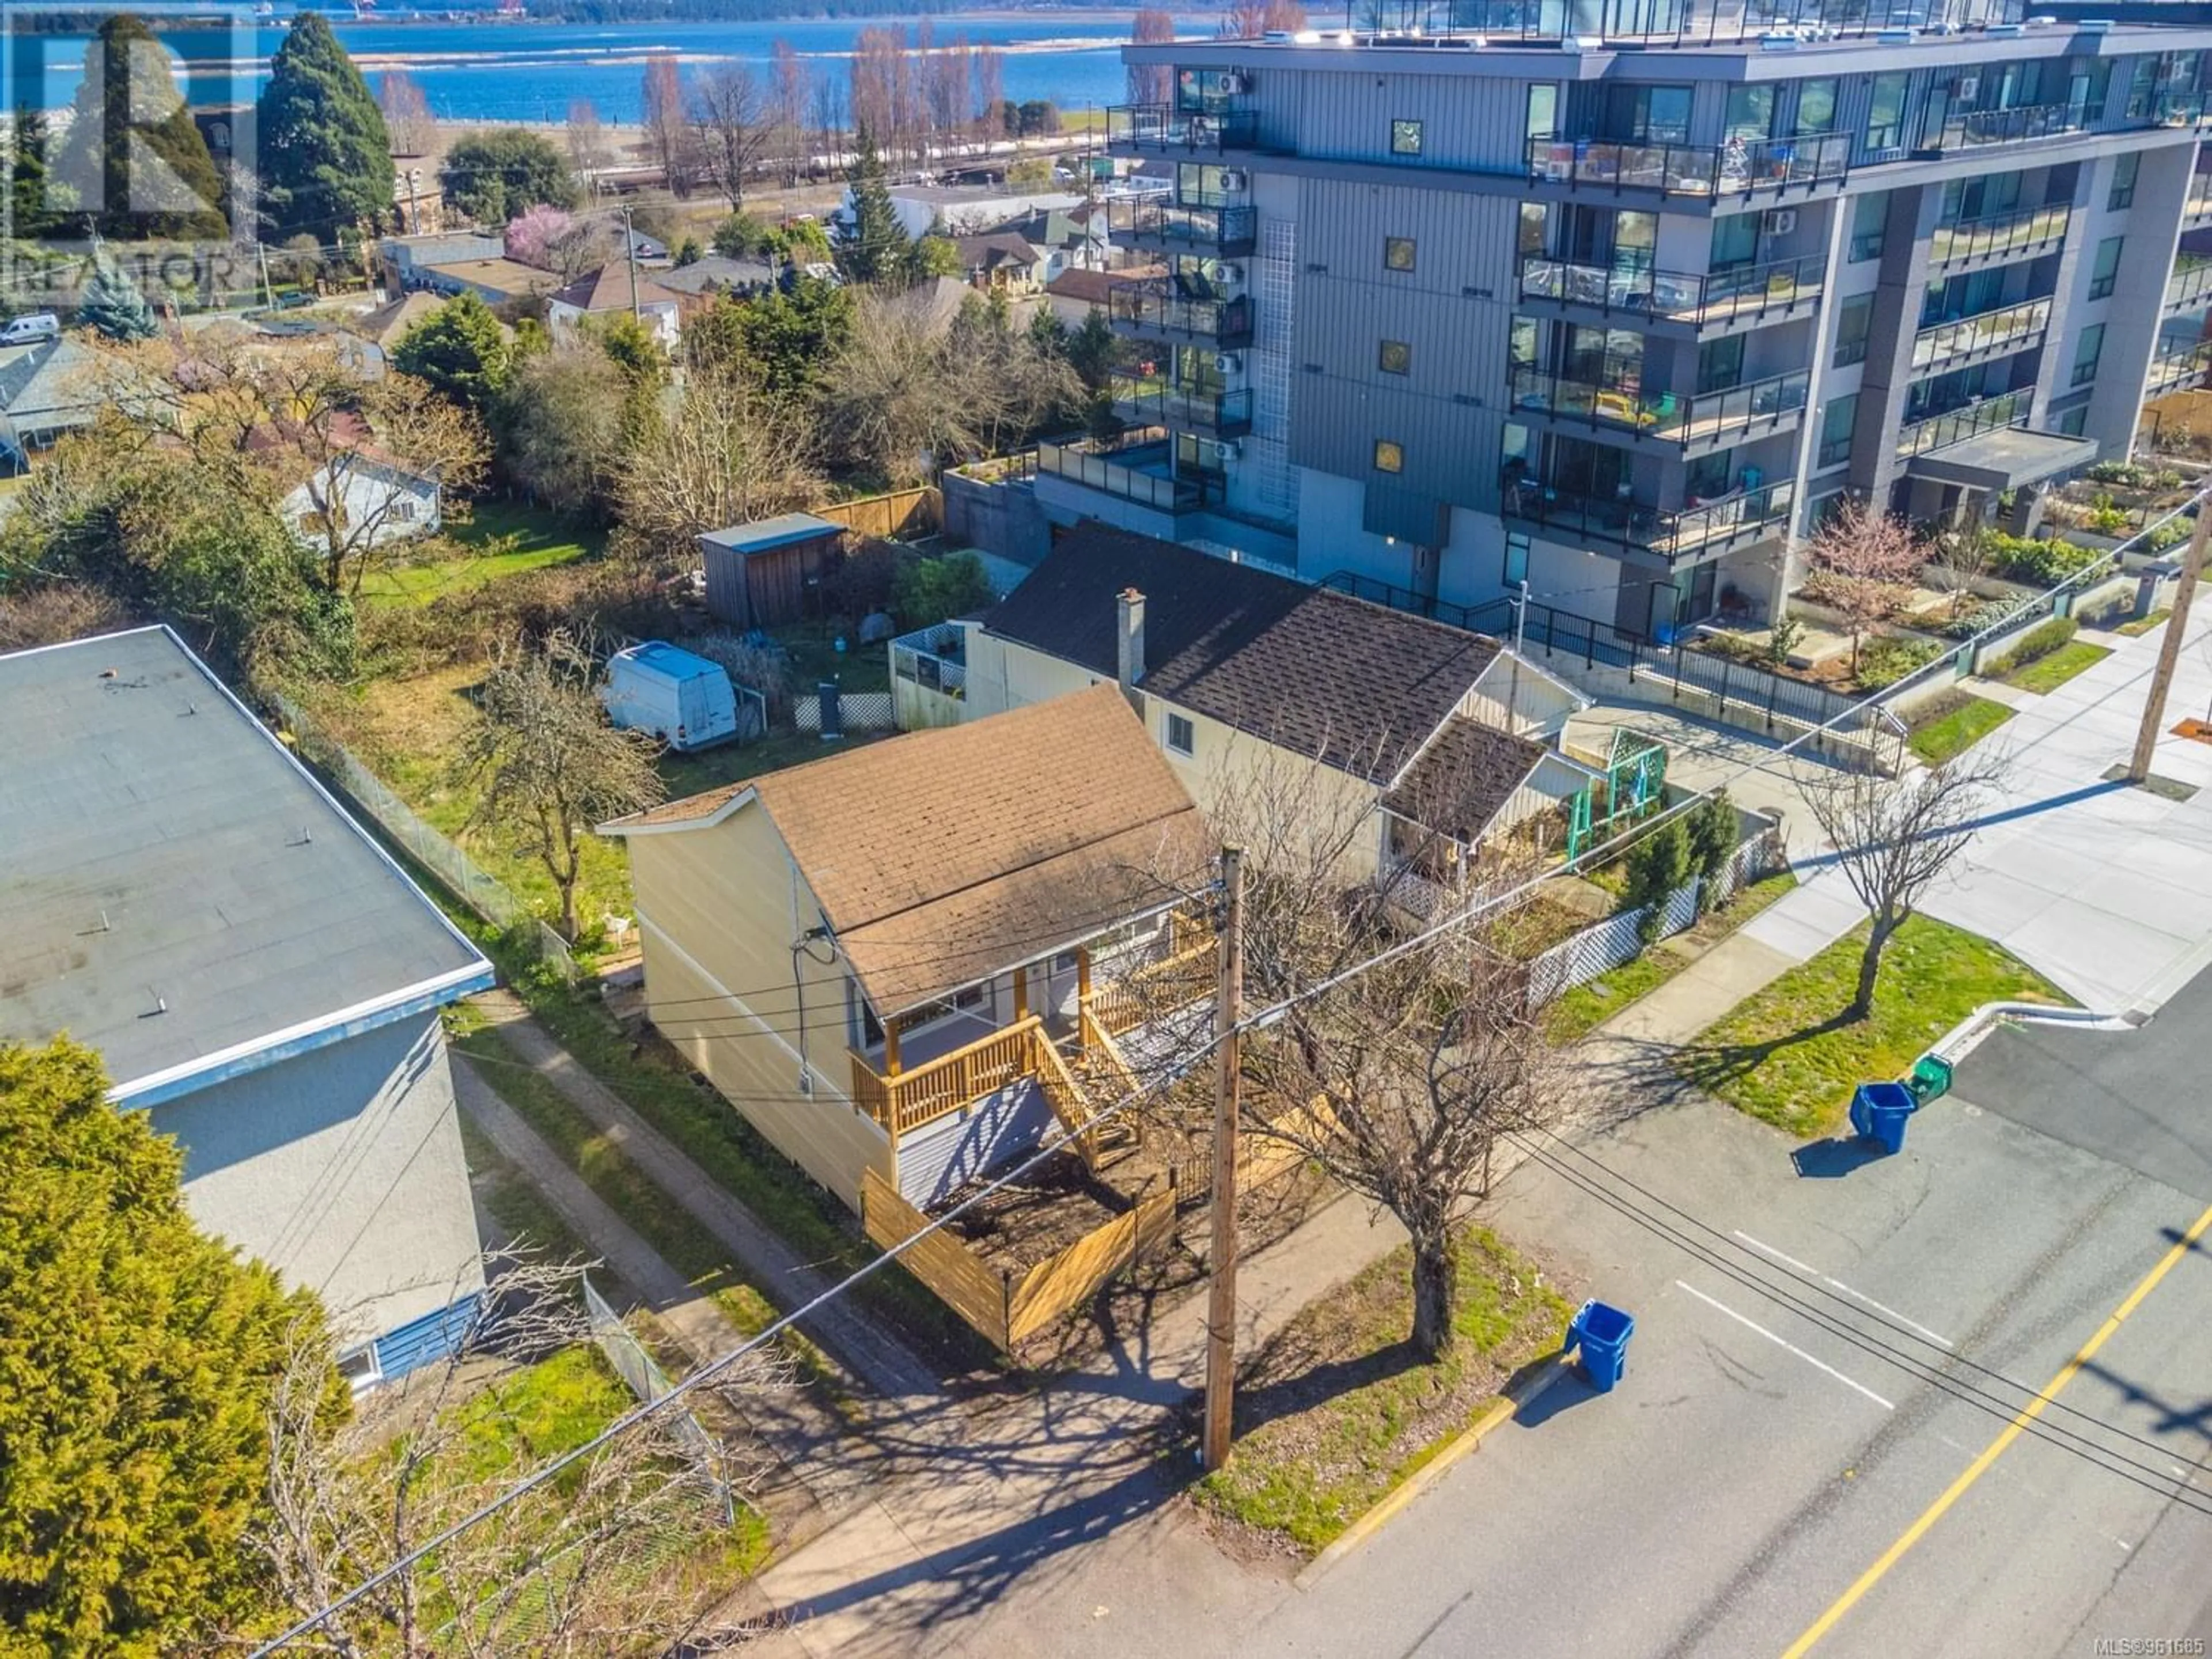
[1291,1351,1574,1592]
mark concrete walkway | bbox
[470,989,945,1404]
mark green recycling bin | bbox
[1907,1055,1953,1105]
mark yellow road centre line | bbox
[1780,1199,2212,1659]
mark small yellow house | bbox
[601,684,1213,1214]
[958,524,1603,901]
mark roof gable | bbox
[552,264,684,312]
[982,524,1504,785]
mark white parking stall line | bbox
[1675,1281,1897,1411]
[1732,1229,1955,1349]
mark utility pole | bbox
[1202,843,1245,1472]
[2127,495,2211,785]
[619,202,642,319]
[255,237,274,310]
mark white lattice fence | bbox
[793,691,898,734]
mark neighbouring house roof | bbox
[656,256,779,297]
[1381,717,1550,844]
[698,510,843,555]
[983,523,1506,786]
[606,683,1209,1016]
[912,275,975,335]
[0,336,96,426]
[420,257,560,300]
[550,264,684,313]
[952,232,1041,273]
[0,627,492,1107]
[1044,265,1159,307]
[350,290,448,352]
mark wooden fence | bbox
[861,1168,1175,1350]
[815,487,942,543]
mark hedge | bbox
[1985,615,2077,679]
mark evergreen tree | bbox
[77,255,158,340]
[392,289,510,409]
[736,274,853,402]
[54,15,228,241]
[838,127,912,286]
[439,128,577,227]
[1064,307,1120,393]
[8,108,56,238]
[0,1039,333,1652]
[256,10,395,238]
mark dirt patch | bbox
[939,1157,1132,1274]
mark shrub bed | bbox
[1983,614,2077,680]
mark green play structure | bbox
[1566,730,1668,859]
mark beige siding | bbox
[626,801,892,1211]
[1459,654,1586,741]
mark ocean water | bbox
[3,10,1210,126]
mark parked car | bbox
[599,641,741,752]
[1,312,60,345]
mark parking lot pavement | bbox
[1257,1088,2212,1659]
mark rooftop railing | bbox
[1927,202,2069,268]
[1105,197,1257,256]
[1108,286,1255,346]
[1910,297,2051,374]
[1274,0,2025,47]
[1517,251,1825,326]
[1527,131,1849,199]
[1036,433,1213,513]
[1508,363,1810,448]
[1894,388,2030,460]
[1502,476,1796,560]
[1106,104,1260,153]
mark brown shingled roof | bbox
[1381,717,1549,843]
[613,684,1209,1016]
[551,264,684,313]
[983,523,1505,786]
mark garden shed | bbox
[699,512,846,630]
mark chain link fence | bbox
[582,1274,733,1528]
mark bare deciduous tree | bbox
[457,634,666,938]
[1800,497,1926,674]
[1218,0,1308,38]
[254,1251,782,1657]
[971,44,1005,145]
[1129,10,1178,104]
[1804,748,2004,1020]
[691,62,770,213]
[1934,518,2000,618]
[642,52,690,196]
[565,96,613,189]
[378,70,434,156]
[769,41,810,186]
[616,362,820,560]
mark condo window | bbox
[2089,236,2123,301]
[1795,78,1839,134]
[1526,84,1559,139]
[1866,73,1909,150]
[1503,531,1530,587]
[1385,236,1416,272]
[1391,118,1423,156]
[1379,338,1412,375]
[1834,294,1872,367]
[1724,84,1775,142]
[2056,404,2090,437]
[1849,192,1888,263]
[1817,393,1857,469]
[2109,151,2141,210]
[1519,202,1550,258]
[1374,438,1404,474]
[1165,712,1195,756]
[2073,323,2105,387]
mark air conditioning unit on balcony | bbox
[1219,72,1250,94]
[1956,74,1980,100]
[1214,439,1243,464]
[1214,261,1247,287]
[1219,168,1249,192]
[1763,208,1798,236]
[1214,351,1244,375]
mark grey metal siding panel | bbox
[896,1079,1055,1208]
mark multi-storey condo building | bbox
[1038,0,2212,643]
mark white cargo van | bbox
[0,313,60,345]
[598,641,741,752]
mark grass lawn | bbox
[1907,691,2017,766]
[2116,608,2172,638]
[1546,870,1797,1043]
[1193,1228,1571,1555]
[358,502,604,610]
[1679,915,2067,1137]
[445,1346,634,1487]
[1999,639,2113,695]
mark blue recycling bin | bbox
[1849,1081,1920,1155]
[1566,1298,1635,1393]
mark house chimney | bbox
[1116,588,1146,713]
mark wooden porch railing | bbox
[850,1016,1043,1137]
[1078,1006,1143,1100]
[1086,935,1218,1038]
[1029,1033,1101,1167]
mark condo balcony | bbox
[1106,103,1260,154]
[1036,430,1221,514]
[1910,297,2051,376]
[1108,285,1255,348]
[1894,388,2030,461]
[2166,258,2212,313]
[1527,131,1849,200]
[2156,92,2212,131]
[1106,197,1257,257]
[2186,175,2212,228]
[1926,203,2069,272]
[2145,339,2212,397]
[1109,376,1254,438]
[1508,364,1810,453]
[1517,252,1825,331]
[1925,103,2086,151]
[1502,475,1796,562]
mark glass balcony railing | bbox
[2167,260,2212,311]
[1036,433,1215,513]
[1931,103,2086,150]
[2155,92,2212,130]
[1895,389,2031,460]
[1105,197,1257,256]
[1927,203,2069,268]
[1106,104,1260,153]
[2146,339,2212,396]
[1507,364,1810,447]
[1526,131,1850,198]
[1516,252,1826,327]
[1501,476,1796,561]
[1910,297,2052,374]
[2186,177,2212,223]
[1109,377,1254,437]
[1108,287,1254,346]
